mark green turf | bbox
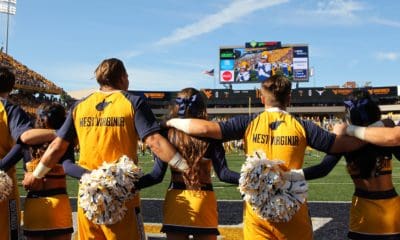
[16,150,400,201]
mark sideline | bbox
[20,198,350,239]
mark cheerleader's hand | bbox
[22,172,43,191]
[282,169,305,182]
[333,122,348,136]
[290,180,308,193]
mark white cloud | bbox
[314,0,365,18]
[154,0,289,46]
[375,52,399,61]
[120,50,143,59]
[370,17,400,28]
[281,0,366,26]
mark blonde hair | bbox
[95,58,127,88]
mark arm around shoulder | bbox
[136,158,168,189]
[144,132,189,171]
[363,126,400,147]
[39,137,70,170]
[20,129,56,145]
[329,134,365,153]
[338,120,400,147]
[167,118,222,139]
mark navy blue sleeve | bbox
[125,93,160,140]
[219,114,255,141]
[5,102,32,142]
[136,157,168,189]
[57,105,77,143]
[61,145,88,179]
[298,119,336,153]
[0,144,24,171]
[303,154,342,180]
[391,146,400,162]
[207,140,240,184]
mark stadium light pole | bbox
[0,0,16,54]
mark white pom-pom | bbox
[0,170,13,202]
[78,155,143,225]
[238,150,308,222]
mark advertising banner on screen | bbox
[292,46,309,81]
[220,70,234,83]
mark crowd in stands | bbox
[0,52,62,94]
[0,52,68,116]
[9,91,63,116]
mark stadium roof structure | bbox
[0,52,63,94]
[68,88,97,99]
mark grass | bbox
[16,150,400,201]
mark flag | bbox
[309,67,314,77]
[203,69,214,77]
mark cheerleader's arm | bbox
[210,142,240,184]
[302,154,342,180]
[0,144,24,172]
[136,157,168,189]
[61,145,89,179]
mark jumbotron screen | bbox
[219,41,309,84]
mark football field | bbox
[16,149,400,200]
[16,150,400,239]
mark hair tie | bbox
[344,98,370,124]
[356,98,370,123]
[175,94,199,118]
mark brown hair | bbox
[31,103,66,160]
[0,67,15,93]
[167,88,208,189]
[95,58,127,88]
[260,73,292,108]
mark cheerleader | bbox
[297,90,400,239]
[138,88,239,240]
[22,103,74,240]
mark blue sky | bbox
[1,0,399,93]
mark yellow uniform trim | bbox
[349,195,400,236]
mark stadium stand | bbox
[129,87,400,121]
[0,52,67,114]
[0,52,62,95]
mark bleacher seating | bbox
[0,52,62,95]
[0,51,67,114]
